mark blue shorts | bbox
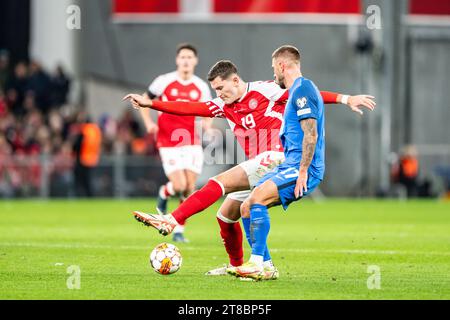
[255,162,322,210]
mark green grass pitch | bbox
[0,199,449,299]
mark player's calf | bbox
[157,185,169,215]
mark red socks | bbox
[217,216,244,267]
[171,179,224,225]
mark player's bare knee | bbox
[185,183,196,196]
[220,210,240,222]
[240,201,250,218]
[209,177,227,195]
[248,187,265,206]
[211,174,226,187]
[172,181,187,194]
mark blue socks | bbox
[242,217,271,261]
[241,216,252,246]
[242,204,271,260]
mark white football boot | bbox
[235,265,279,281]
[261,265,279,280]
[235,261,264,281]
[205,264,230,276]
[205,264,242,276]
[133,211,177,236]
[226,265,239,277]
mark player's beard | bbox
[275,75,286,89]
[276,78,286,89]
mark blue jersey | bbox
[279,77,325,180]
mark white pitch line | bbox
[0,242,449,257]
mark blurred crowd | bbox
[0,50,157,197]
[390,145,438,198]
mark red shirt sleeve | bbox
[320,91,339,104]
[151,100,223,118]
[277,90,339,104]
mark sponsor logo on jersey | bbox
[249,98,258,110]
[296,97,307,108]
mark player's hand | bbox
[123,93,153,109]
[346,95,376,115]
[294,170,308,198]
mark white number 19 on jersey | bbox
[241,114,256,129]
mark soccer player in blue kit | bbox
[236,45,331,280]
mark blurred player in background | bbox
[139,43,213,243]
[125,60,375,279]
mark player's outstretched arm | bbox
[123,93,216,117]
[320,91,376,115]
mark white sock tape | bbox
[210,178,225,196]
[217,211,238,224]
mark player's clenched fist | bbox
[123,93,153,109]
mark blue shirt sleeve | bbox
[291,80,320,121]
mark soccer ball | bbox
[149,243,182,275]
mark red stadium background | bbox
[113,0,450,15]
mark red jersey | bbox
[206,81,288,159]
[148,71,212,148]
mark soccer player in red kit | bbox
[125,60,375,278]
[139,43,213,243]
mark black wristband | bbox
[147,90,157,99]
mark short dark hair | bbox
[176,43,198,57]
[272,45,300,64]
[207,60,238,82]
